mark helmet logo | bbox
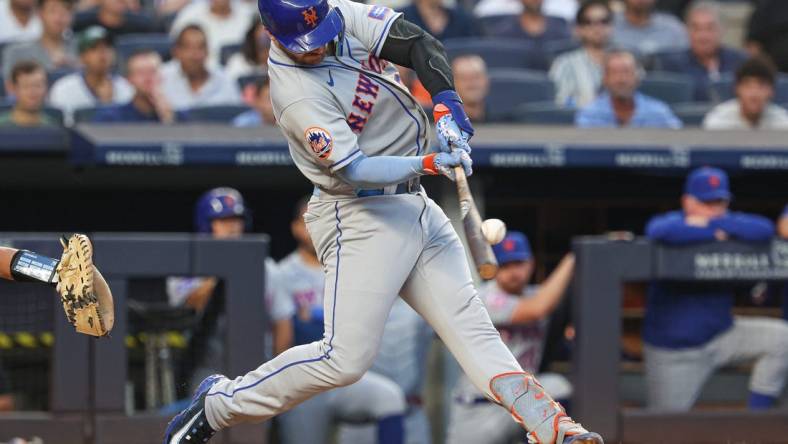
[302,7,319,28]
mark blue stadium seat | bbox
[220,44,243,66]
[487,69,555,118]
[511,101,575,125]
[710,76,735,102]
[115,33,172,66]
[182,105,251,123]
[543,39,580,63]
[443,38,550,71]
[639,72,694,104]
[671,102,714,127]
[47,68,77,87]
[74,106,104,123]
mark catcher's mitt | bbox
[56,234,115,337]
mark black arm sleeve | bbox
[379,17,454,96]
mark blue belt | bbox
[356,178,421,197]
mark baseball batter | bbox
[270,197,407,444]
[164,0,602,443]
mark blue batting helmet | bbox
[194,187,249,233]
[258,0,343,53]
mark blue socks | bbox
[377,414,404,444]
[748,391,776,410]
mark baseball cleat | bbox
[562,430,604,444]
[163,374,225,444]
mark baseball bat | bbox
[434,105,499,280]
[453,165,499,279]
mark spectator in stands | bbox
[703,57,788,130]
[93,49,177,123]
[779,206,788,321]
[549,0,612,108]
[482,0,571,46]
[447,231,575,444]
[643,166,787,412]
[746,0,788,73]
[169,0,256,68]
[0,61,56,127]
[0,0,41,44]
[225,20,269,84]
[233,76,274,127]
[48,26,134,123]
[452,55,505,123]
[2,0,78,79]
[576,50,682,128]
[655,1,746,102]
[161,24,241,111]
[398,0,480,41]
[72,0,154,39]
[612,0,688,56]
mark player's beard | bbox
[279,42,330,65]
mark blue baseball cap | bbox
[492,231,532,265]
[684,167,732,202]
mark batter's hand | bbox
[435,111,471,154]
[423,151,472,181]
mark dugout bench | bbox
[572,237,788,443]
[0,233,270,444]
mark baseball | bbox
[481,218,507,245]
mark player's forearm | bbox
[0,247,17,280]
[510,253,575,324]
[337,153,429,189]
[379,17,454,96]
[273,319,293,355]
[711,213,775,242]
[778,216,788,239]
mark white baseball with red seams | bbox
[481,218,507,245]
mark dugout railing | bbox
[572,237,788,443]
[0,233,270,444]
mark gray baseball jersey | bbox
[268,0,428,197]
[203,0,527,433]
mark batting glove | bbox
[433,90,474,139]
[435,110,472,154]
[422,151,472,181]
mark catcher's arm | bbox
[0,247,17,280]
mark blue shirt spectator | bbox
[576,92,681,128]
[481,0,571,46]
[643,167,775,349]
[612,0,688,56]
[576,50,681,128]
[654,2,746,102]
[232,75,274,128]
[399,0,480,41]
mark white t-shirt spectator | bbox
[702,99,788,130]
[169,0,256,68]
[160,59,241,110]
[0,0,42,44]
[48,72,134,124]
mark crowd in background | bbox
[1,0,788,129]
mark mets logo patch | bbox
[302,7,318,27]
[368,5,388,20]
[305,127,333,159]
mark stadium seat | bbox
[220,44,243,66]
[510,101,575,125]
[543,39,581,63]
[182,105,251,123]
[238,74,265,91]
[443,38,550,71]
[115,33,173,66]
[74,106,104,123]
[47,68,76,86]
[672,102,714,127]
[487,69,555,118]
[639,72,694,104]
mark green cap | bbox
[77,26,112,53]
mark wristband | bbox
[10,250,59,283]
[422,153,438,175]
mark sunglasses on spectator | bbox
[578,16,612,26]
